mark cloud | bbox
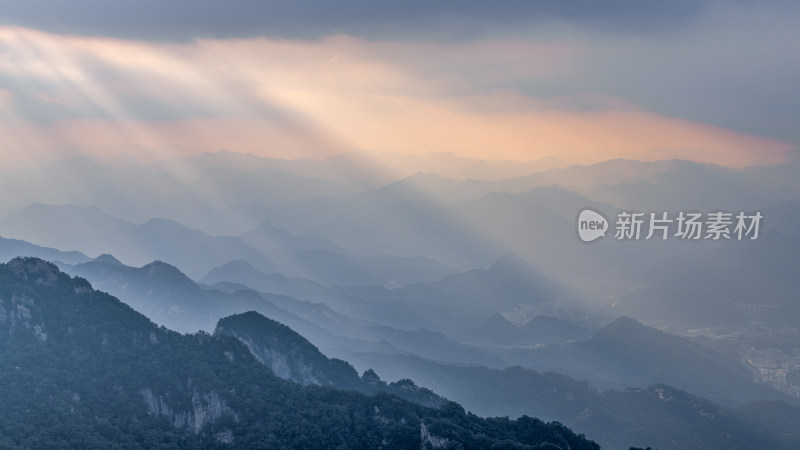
[0,25,795,168]
[0,0,713,42]
[0,88,13,107]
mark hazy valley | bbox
[1,151,799,449]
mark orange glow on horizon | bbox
[0,26,794,169]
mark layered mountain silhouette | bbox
[215,311,447,408]
[0,257,600,449]
[341,254,564,331]
[6,203,455,285]
[0,235,90,265]
[462,313,592,347]
[65,255,505,368]
[0,203,136,249]
[3,151,799,450]
[509,316,791,406]
[202,259,442,331]
[349,353,793,450]
[619,229,800,327]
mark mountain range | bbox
[508,316,791,407]
[56,251,800,449]
[63,255,505,369]
[1,204,455,285]
[0,257,598,448]
[0,234,90,266]
[349,352,792,450]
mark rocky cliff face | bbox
[215,311,449,408]
[0,293,45,340]
[0,259,58,342]
[420,421,450,449]
[215,311,354,388]
[141,388,238,438]
[230,332,321,385]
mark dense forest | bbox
[0,257,599,449]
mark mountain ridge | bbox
[0,256,600,449]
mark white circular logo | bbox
[578,209,608,242]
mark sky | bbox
[0,1,798,168]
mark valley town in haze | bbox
[1,1,799,449]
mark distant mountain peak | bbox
[138,217,188,231]
[381,172,454,191]
[244,221,292,239]
[142,260,191,280]
[215,259,259,272]
[485,313,514,328]
[93,254,123,265]
[600,315,646,333]
[591,316,673,345]
[202,259,275,285]
[361,369,382,384]
[406,172,448,181]
[490,253,534,273]
[251,221,285,231]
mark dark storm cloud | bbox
[0,0,715,41]
[0,0,797,157]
